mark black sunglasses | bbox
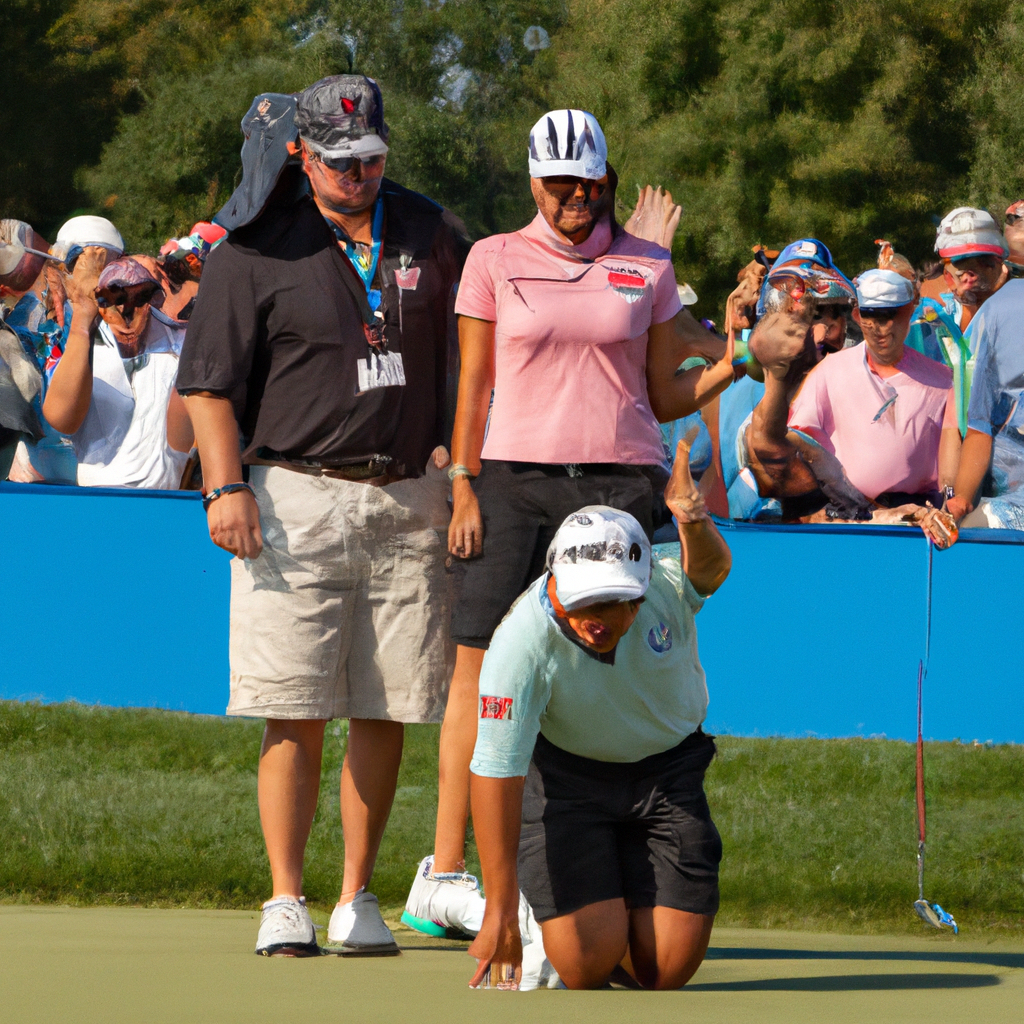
[96,282,161,309]
[542,176,607,201]
[310,151,385,174]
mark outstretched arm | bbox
[647,317,736,422]
[664,429,731,596]
[467,774,525,988]
[947,428,993,522]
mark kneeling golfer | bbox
[467,436,731,990]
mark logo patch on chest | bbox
[606,266,649,304]
[648,622,672,653]
[480,695,514,721]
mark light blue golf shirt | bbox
[470,557,709,779]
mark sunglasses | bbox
[812,303,850,320]
[944,256,1002,277]
[1006,214,1022,226]
[96,282,161,310]
[542,176,607,201]
[309,151,385,174]
[858,307,903,321]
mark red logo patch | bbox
[480,695,513,721]
[341,97,357,114]
[607,270,647,290]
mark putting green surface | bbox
[2,907,1021,1023]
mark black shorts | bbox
[518,730,721,923]
[450,460,657,647]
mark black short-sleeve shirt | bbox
[176,179,467,476]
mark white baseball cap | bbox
[546,506,651,612]
[854,269,915,310]
[934,207,1008,260]
[528,109,607,180]
[54,216,125,255]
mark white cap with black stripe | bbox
[528,109,607,181]
[546,506,651,612]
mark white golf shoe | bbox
[518,892,561,991]
[327,890,400,955]
[401,854,486,938]
[255,895,319,957]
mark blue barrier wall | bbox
[1,483,1021,741]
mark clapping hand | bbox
[624,185,682,250]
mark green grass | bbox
[1,701,1021,934]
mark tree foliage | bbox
[2,0,1021,315]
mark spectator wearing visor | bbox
[721,238,858,520]
[781,269,960,546]
[402,108,736,947]
[176,74,468,958]
[467,436,731,991]
[43,251,191,489]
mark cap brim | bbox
[529,157,607,180]
[306,134,389,160]
[858,303,910,314]
[557,581,646,612]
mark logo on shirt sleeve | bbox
[647,622,673,653]
[480,695,514,721]
[606,266,650,304]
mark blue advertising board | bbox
[1,483,1020,742]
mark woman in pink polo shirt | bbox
[402,109,735,947]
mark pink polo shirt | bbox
[788,345,956,498]
[454,213,682,464]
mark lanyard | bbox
[327,197,384,312]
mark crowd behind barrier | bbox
[2,76,1021,988]
[4,204,1024,540]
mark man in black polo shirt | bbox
[177,75,467,957]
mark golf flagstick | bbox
[913,543,958,933]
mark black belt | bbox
[253,449,403,482]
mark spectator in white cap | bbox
[782,268,961,545]
[467,432,731,990]
[52,216,125,264]
[403,107,736,950]
[931,206,1009,336]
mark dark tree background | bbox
[3,0,1022,319]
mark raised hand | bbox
[624,185,682,250]
[724,259,766,334]
[664,426,707,524]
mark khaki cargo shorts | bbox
[227,462,454,722]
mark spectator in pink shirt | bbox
[401,109,735,965]
[786,269,961,543]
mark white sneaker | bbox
[327,890,400,955]
[255,895,319,957]
[401,854,486,938]
[518,892,561,991]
